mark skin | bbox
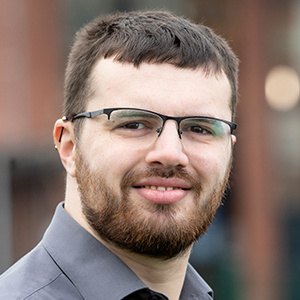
[54,58,236,300]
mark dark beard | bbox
[75,148,232,260]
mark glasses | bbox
[67,107,237,148]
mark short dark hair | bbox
[64,10,239,128]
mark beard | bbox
[75,148,233,260]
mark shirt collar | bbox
[181,265,213,299]
[42,203,213,300]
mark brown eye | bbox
[122,122,145,130]
[189,125,211,135]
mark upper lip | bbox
[133,178,191,190]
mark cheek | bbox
[87,142,146,180]
[189,145,232,183]
[78,125,145,183]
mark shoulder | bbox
[0,242,83,300]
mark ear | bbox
[53,118,76,177]
[231,134,237,146]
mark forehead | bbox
[88,58,232,119]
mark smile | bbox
[141,186,185,191]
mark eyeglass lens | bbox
[107,109,231,147]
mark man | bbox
[0,10,239,300]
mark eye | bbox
[182,123,214,135]
[111,119,154,133]
[121,122,146,130]
[189,125,212,135]
[110,119,154,139]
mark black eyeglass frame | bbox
[59,107,237,142]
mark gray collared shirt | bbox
[0,203,213,300]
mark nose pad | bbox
[156,127,163,136]
[177,128,183,139]
[156,122,182,139]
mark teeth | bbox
[157,186,166,191]
[143,186,177,191]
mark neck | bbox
[64,179,191,300]
[101,239,192,300]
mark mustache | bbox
[121,166,202,196]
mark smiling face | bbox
[73,58,235,259]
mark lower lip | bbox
[134,187,189,205]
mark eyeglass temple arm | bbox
[230,123,237,134]
[72,109,105,121]
[58,116,68,143]
[58,110,106,143]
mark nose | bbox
[145,120,189,169]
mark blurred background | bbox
[0,1,299,299]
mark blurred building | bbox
[0,1,299,299]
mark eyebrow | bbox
[115,111,157,118]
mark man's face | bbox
[74,58,235,259]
